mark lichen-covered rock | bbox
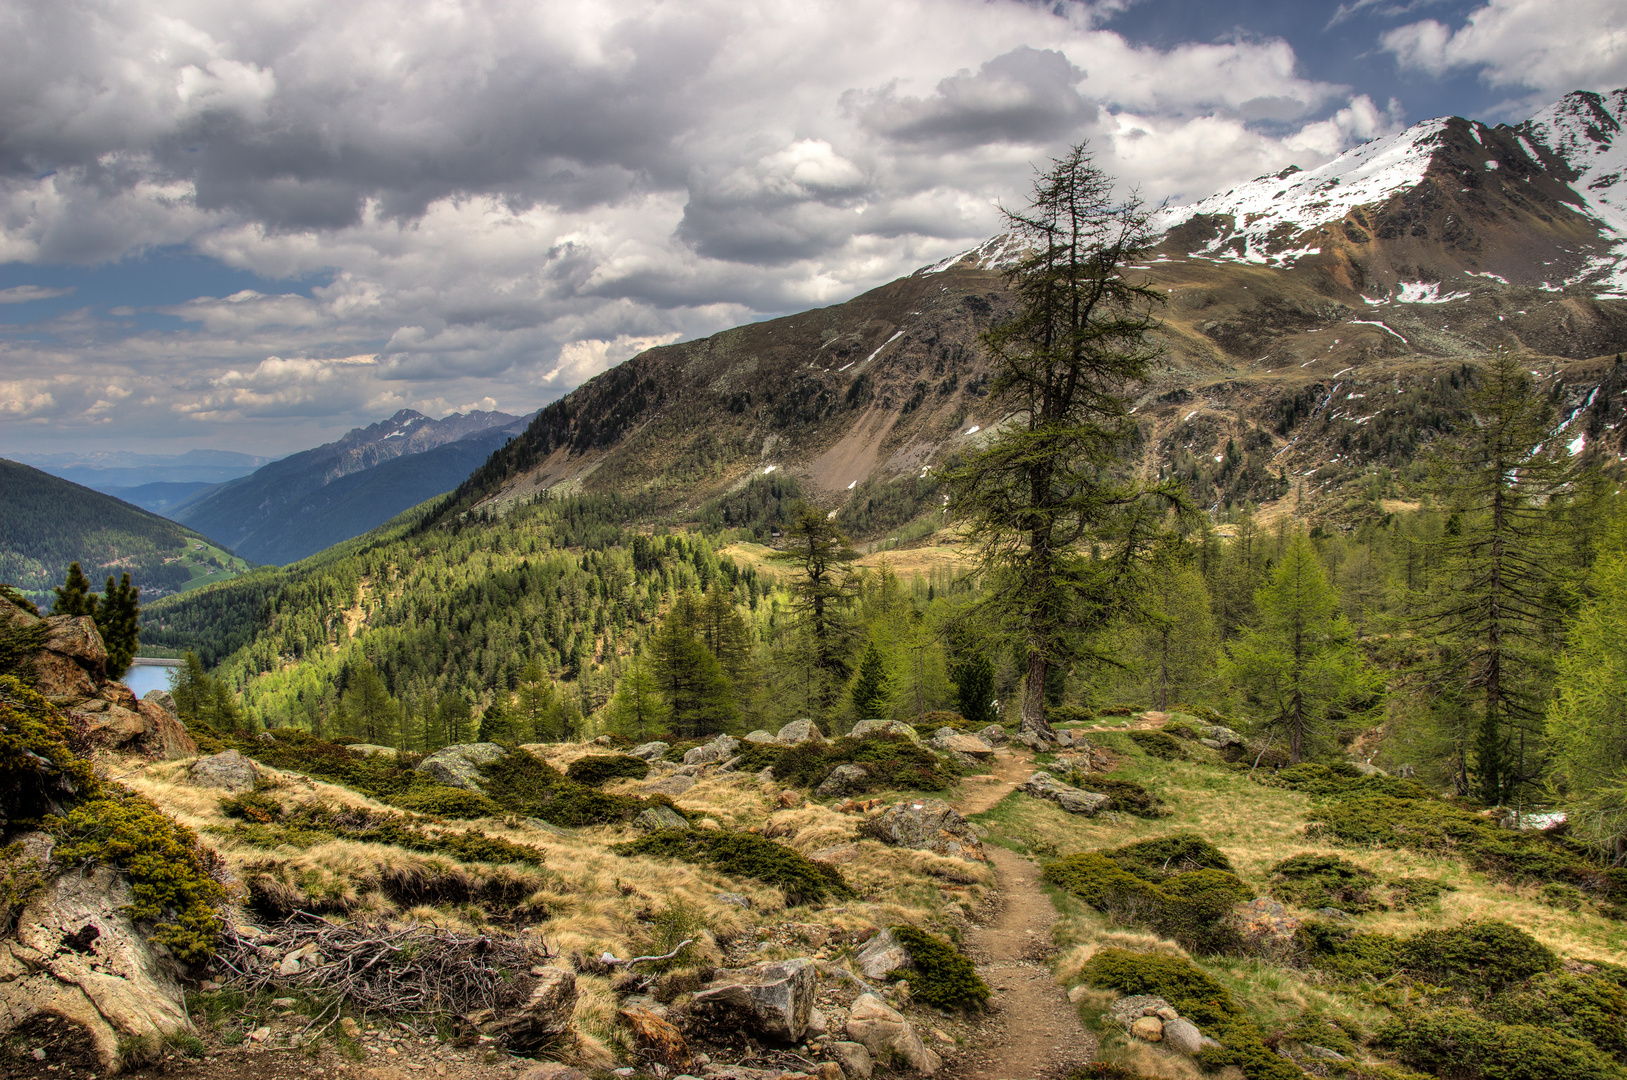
[478,966,577,1052]
[71,703,146,747]
[643,774,696,797]
[142,688,178,715]
[42,616,107,672]
[940,734,994,759]
[627,741,670,761]
[415,742,507,791]
[1021,772,1110,815]
[854,929,911,981]
[829,1041,874,1079]
[744,730,777,744]
[1131,1016,1164,1041]
[848,718,919,743]
[1109,995,1172,1028]
[28,651,97,700]
[0,867,193,1072]
[844,994,940,1074]
[858,799,984,861]
[634,805,691,831]
[1162,1017,1207,1055]
[135,699,197,759]
[690,959,816,1043]
[977,724,1008,746]
[187,749,259,793]
[776,719,826,746]
[815,764,870,799]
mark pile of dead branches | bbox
[215,912,550,1018]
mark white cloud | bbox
[0,285,75,304]
[1383,1,1627,105]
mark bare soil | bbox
[946,749,1096,1080]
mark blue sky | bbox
[1,0,1622,457]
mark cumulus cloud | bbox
[1382,0,1627,105]
[0,0,1485,452]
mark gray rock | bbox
[1162,1017,1206,1055]
[1200,725,1245,748]
[628,741,671,762]
[1301,1044,1349,1061]
[478,966,578,1052]
[187,749,258,794]
[744,730,777,744]
[1108,996,1173,1028]
[854,929,911,981]
[848,718,920,743]
[858,799,984,861]
[1021,771,1111,815]
[976,724,1008,746]
[683,743,724,766]
[142,689,178,715]
[940,734,994,759]
[644,775,697,797]
[776,719,827,746]
[1012,730,1056,752]
[635,805,691,831]
[346,743,398,757]
[415,742,508,791]
[716,892,753,908]
[690,959,816,1043]
[815,764,871,799]
[1351,762,1385,777]
[828,1041,873,1079]
[844,994,940,1075]
[712,734,741,757]
[0,867,193,1071]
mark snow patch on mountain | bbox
[1520,89,1627,297]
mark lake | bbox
[122,661,180,699]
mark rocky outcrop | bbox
[844,993,940,1074]
[815,764,871,799]
[828,1041,874,1079]
[0,867,194,1073]
[776,719,826,746]
[476,966,578,1052]
[976,724,1008,746]
[627,741,670,761]
[744,730,777,743]
[1109,995,1220,1057]
[858,799,985,861]
[1021,772,1111,815]
[187,749,259,794]
[848,719,920,743]
[689,959,816,1043]
[634,805,691,831]
[682,734,741,766]
[415,743,507,791]
[854,929,911,981]
[643,775,696,797]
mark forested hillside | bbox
[0,458,251,602]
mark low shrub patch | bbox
[480,748,668,826]
[1388,876,1455,908]
[1485,970,1627,1060]
[565,754,650,786]
[889,924,989,1010]
[218,798,548,866]
[1268,853,1383,913]
[1088,777,1168,818]
[1297,919,1558,995]
[388,786,502,818]
[1043,834,1249,953]
[770,734,953,793]
[614,830,851,906]
[1374,1007,1623,1080]
[1048,704,1096,725]
[1126,730,1182,760]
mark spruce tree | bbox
[850,639,894,720]
[607,659,665,740]
[649,592,736,738]
[478,696,521,744]
[434,691,472,746]
[771,505,859,717]
[98,573,140,680]
[943,143,1185,741]
[954,653,997,727]
[52,562,98,618]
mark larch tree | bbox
[771,505,860,718]
[1224,532,1383,763]
[1131,554,1218,711]
[607,658,666,740]
[944,142,1184,742]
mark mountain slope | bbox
[0,459,248,602]
[18,449,274,490]
[175,409,527,565]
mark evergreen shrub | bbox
[565,754,650,786]
[1043,834,1249,952]
[614,829,851,906]
[1088,777,1168,818]
[1127,730,1182,759]
[1268,853,1383,913]
[888,924,990,1010]
[1374,1008,1622,1080]
[771,734,953,793]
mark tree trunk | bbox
[1019,647,1056,740]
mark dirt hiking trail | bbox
[949,748,1096,1080]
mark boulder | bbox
[776,719,827,746]
[644,775,697,797]
[415,742,508,791]
[28,651,97,700]
[619,1005,692,1069]
[844,994,940,1075]
[976,724,1008,746]
[810,843,861,865]
[1131,1016,1164,1041]
[627,741,670,762]
[346,743,398,757]
[854,929,911,981]
[815,764,871,799]
[70,703,146,748]
[848,719,919,743]
[1162,1017,1206,1056]
[634,805,691,831]
[859,799,984,861]
[684,744,724,766]
[690,959,816,1043]
[1021,772,1110,815]
[43,616,107,671]
[1109,995,1172,1028]
[940,735,994,759]
[187,749,259,793]
[478,966,577,1052]
[142,689,178,715]
[0,867,193,1072]
[744,730,777,744]
[135,699,197,759]
[828,1041,874,1080]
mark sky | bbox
[2,0,1625,458]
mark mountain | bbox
[100,481,222,515]
[0,459,250,603]
[450,89,1627,529]
[16,448,275,490]
[172,409,530,565]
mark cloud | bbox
[1382,1,1627,103]
[0,285,75,304]
[0,0,1465,452]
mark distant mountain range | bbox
[17,448,276,491]
[171,408,531,565]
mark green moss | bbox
[0,675,102,825]
[889,924,989,1010]
[1126,730,1182,760]
[1268,853,1383,913]
[565,754,650,786]
[50,789,226,964]
[614,829,852,906]
[1080,949,1301,1080]
[1374,1007,1625,1080]
[0,841,47,932]
[1042,834,1250,953]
